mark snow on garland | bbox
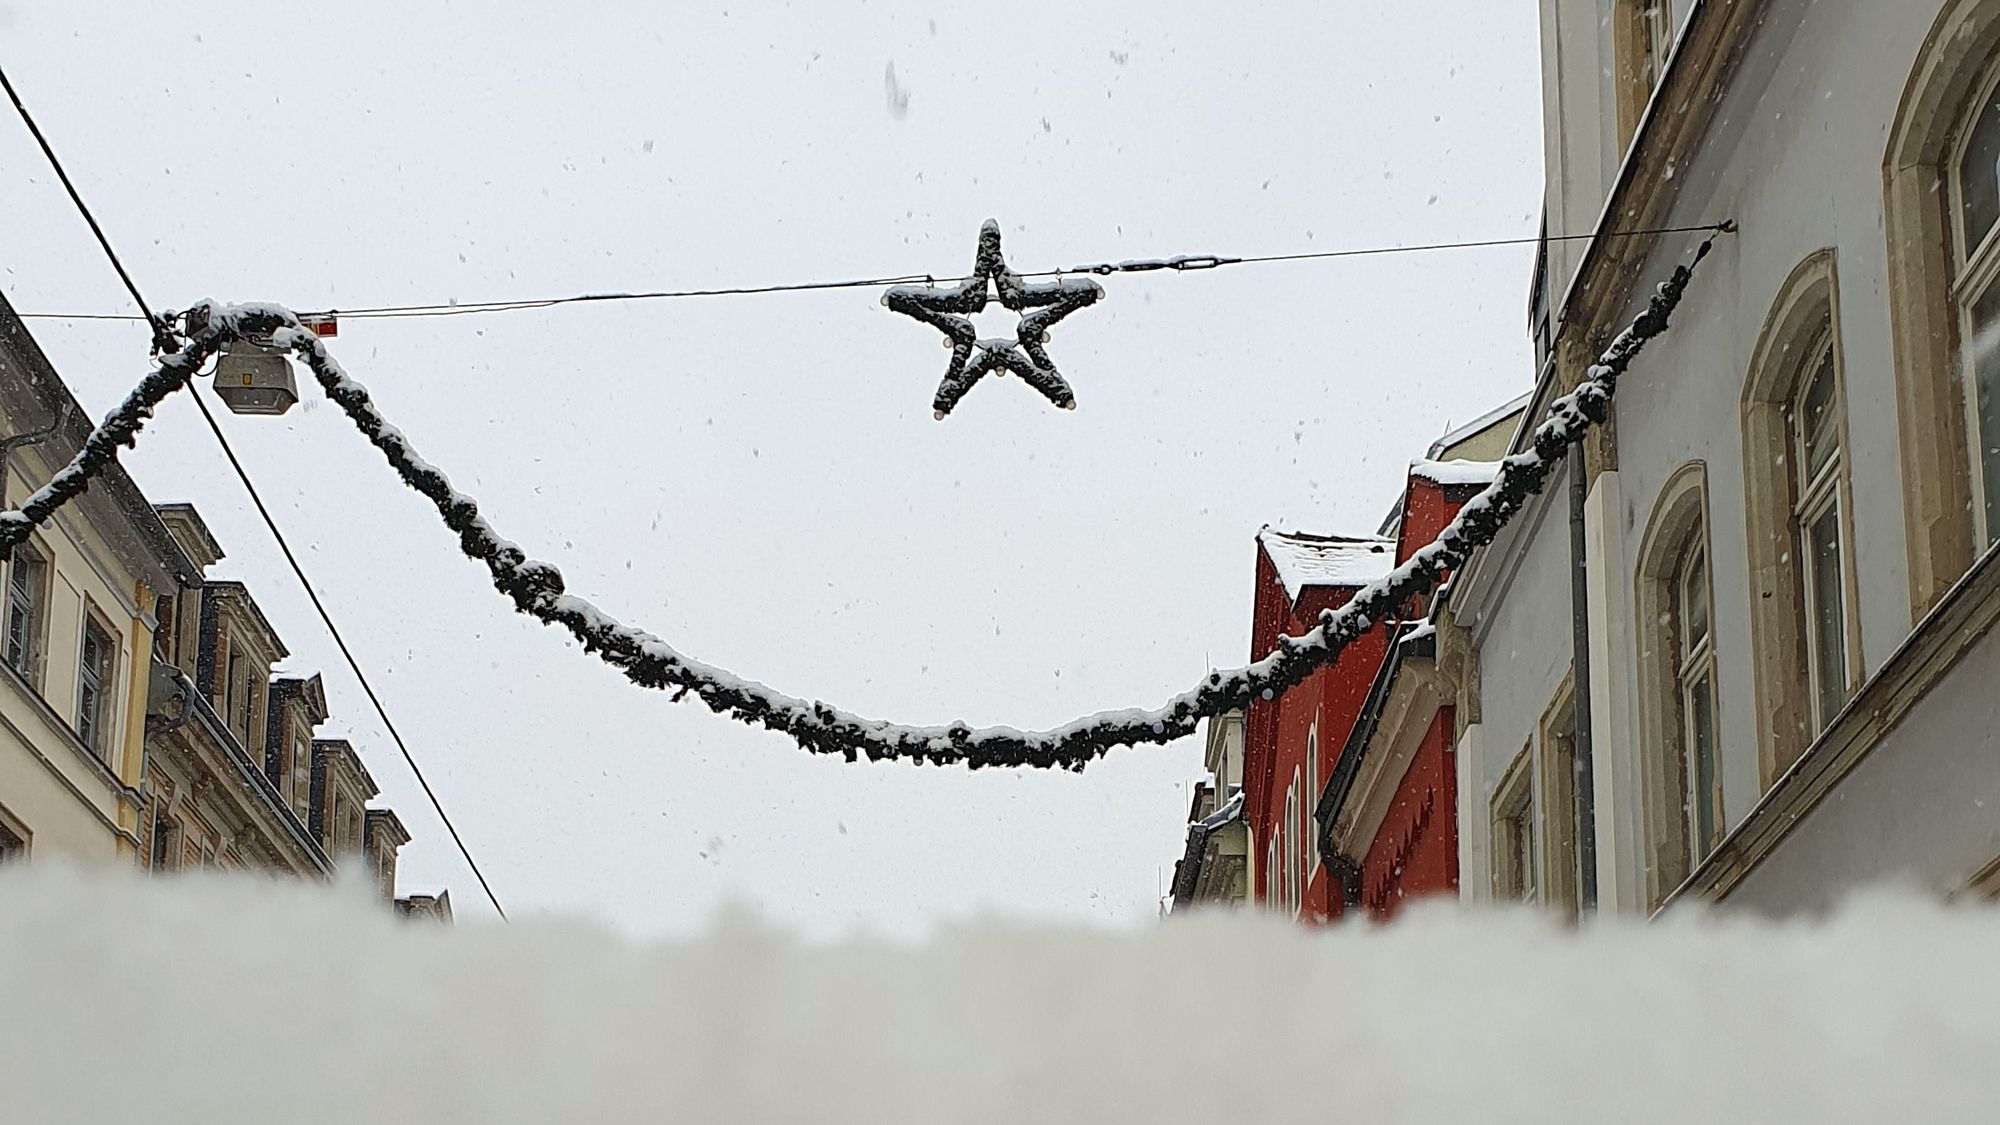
[884,220,1103,419]
[0,232,1719,771]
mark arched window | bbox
[1741,251,1858,782]
[1282,776,1301,915]
[1265,833,1279,906]
[1634,463,1723,907]
[1883,0,2000,613]
[1305,724,1321,879]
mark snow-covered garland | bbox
[0,233,1718,771]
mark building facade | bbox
[1316,459,1499,919]
[1449,0,2000,916]
[1171,406,1517,921]
[0,300,199,865]
[0,293,446,915]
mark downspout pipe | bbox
[1567,445,1599,912]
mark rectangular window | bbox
[0,817,26,863]
[1538,686,1585,919]
[76,618,115,758]
[1491,749,1537,903]
[149,808,179,872]
[224,650,240,727]
[1639,0,1673,90]
[1615,0,1676,148]
[5,544,46,679]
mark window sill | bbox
[1662,535,2000,910]
[0,653,134,805]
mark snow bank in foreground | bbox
[2,869,1995,1123]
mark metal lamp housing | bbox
[213,338,298,416]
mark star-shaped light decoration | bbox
[884,220,1103,419]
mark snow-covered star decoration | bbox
[884,220,1103,419]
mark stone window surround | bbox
[1535,675,1583,919]
[1612,0,1678,154]
[1633,461,1717,911]
[1883,0,2000,617]
[1739,250,1864,788]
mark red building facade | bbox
[1238,458,1502,923]
[1242,529,1393,921]
[1316,461,1496,920]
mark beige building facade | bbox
[1449,0,2000,916]
[0,294,447,915]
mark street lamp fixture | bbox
[211,336,298,416]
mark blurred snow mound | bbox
[2,867,1996,1123]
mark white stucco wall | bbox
[1464,460,1576,843]
[1728,620,2000,913]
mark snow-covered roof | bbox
[1257,528,1395,601]
[1426,391,1531,459]
[1193,788,1245,832]
[1409,458,1502,488]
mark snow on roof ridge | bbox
[1256,526,1396,601]
[1410,458,1503,487]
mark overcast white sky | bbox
[0,1,1542,937]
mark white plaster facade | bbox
[1450,0,2000,916]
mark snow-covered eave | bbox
[1257,527,1396,604]
[1410,459,1502,488]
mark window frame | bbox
[1613,0,1677,150]
[1535,678,1584,919]
[1948,60,2000,546]
[3,539,50,687]
[0,800,29,864]
[1672,542,1723,866]
[1305,723,1321,878]
[1740,250,1861,784]
[74,608,118,761]
[1788,337,1852,734]
[1281,776,1301,915]
[1490,746,1537,903]
[1635,462,1721,909]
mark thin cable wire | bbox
[0,58,507,919]
[0,62,174,350]
[14,222,1734,325]
[187,386,507,919]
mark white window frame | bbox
[1637,0,1674,93]
[1674,544,1722,865]
[1789,337,1851,734]
[1948,61,2000,545]
[1305,725,1321,876]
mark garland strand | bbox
[0,232,1718,770]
